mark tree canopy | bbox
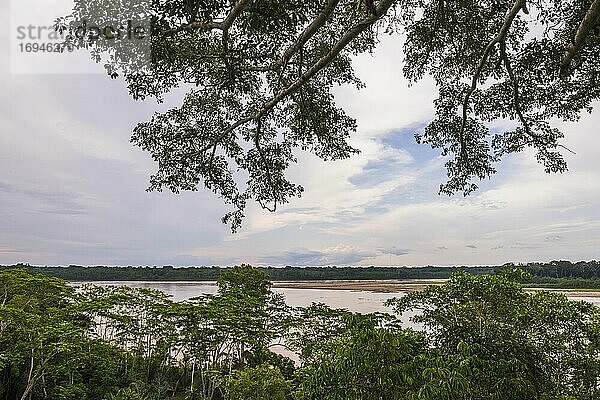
[2,267,599,399]
[58,0,600,230]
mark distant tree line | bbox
[0,264,496,282]
[1,266,599,400]
[1,261,600,288]
[516,260,600,279]
[509,260,600,289]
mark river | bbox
[74,280,600,314]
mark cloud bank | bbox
[1,4,599,266]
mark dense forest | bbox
[1,266,598,400]
[2,260,600,289]
[0,264,496,281]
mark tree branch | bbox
[193,0,395,157]
[276,0,340,71]
[161,0,251,37]
[500,41,531,137]
[253,0,395,121]
[254,119,277,212]
[559,0,600,77]
[501,42,576,155]
[459,0,526,162]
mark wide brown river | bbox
[77,280,600,312]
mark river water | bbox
[82,281,405,312]
[75,280,600,318]
[71,280,600,361]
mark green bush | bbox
[224,364,289,400]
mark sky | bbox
[1,1,600,267]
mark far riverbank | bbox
[271,279,442,293]
[272,279,600,297]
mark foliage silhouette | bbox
[56,0,600,230]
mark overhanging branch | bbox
[559,0,600,77]
[459,0,526,163]
[192,0,396,158]
[162,0,251,36]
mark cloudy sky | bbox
[2,1,600,267]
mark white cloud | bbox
[2,3,600,266]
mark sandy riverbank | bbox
[271,280,600,297]
[525,287,600,297]
[271,279,443,293]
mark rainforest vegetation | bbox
[3,261,600,289]
[1,266,599,400]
